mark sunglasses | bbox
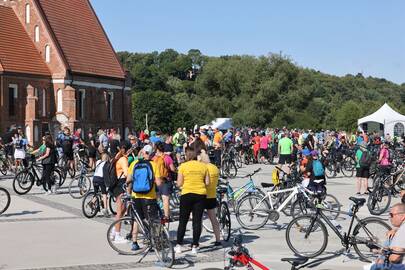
[389,212,405,218]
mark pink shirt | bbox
[164,154,174,168]
[379,148,390,166]
[260,136,269,149]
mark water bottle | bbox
[347,203,354,217]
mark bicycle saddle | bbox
[281,257,308,266]
[349,197,366,206]
[261,182,274,188]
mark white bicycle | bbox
[235,182,340,230]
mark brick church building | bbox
[0,0,132,145]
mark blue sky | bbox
[91,0,405,84]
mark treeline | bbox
[117,49,405,133]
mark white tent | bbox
[357,103,405,136]
[201,118,233,130]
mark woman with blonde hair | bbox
[199,150,222,246]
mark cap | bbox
[143,144,153,154]
[311,150,318,156]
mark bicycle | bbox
[202,184,232,242]
[224,232,269,270]
[0,187,11,215]
[0,149,12,176]
[221,149,238,178]
[68,159,92,199]
[58,154,76,179]
[12,155,62,195]
[107,193,174,268]
[82,189,117,218]
[286,196,391,262]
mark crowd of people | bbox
[0,124,404,267]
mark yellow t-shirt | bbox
[178,160,208,196]
[129,159,160,200]
[206,163,219,199]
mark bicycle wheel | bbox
[50,169,63,191]
[321,194,341,220]
[202,211,213,233]
[54,167,66,187]
[152,224,175,268]
[13,171,34,195]
[352,217,391,262]
[235,194,270,230]
[285,215,328,258]
[107,217,149,255]
[219,202,231,241]
[367,185,391,215]
[236,155,243,168]
[0,187,11,215]
[227,161,237,178]
[68,175,91,199]
[109,195,117,215]
[342,157,356,177]
[0,159,8,175]
[325,164,335,178]
[290,197,315,219]
[82,191,100,218]
[68,165,76,178]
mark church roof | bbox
[0,6,50,76]
[37,0,125,79]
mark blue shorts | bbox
[175,146,183,154]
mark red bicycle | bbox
[224,234,269,270]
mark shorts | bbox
[64,151,74,161]
[156,180,173,196]
[205,198,218,210]
[260,149,268,158]
[111,178,126,198]
[175,146,183,154]
[132,198,159,221]
[356,167,369,178]
[93,176,107,195]
[279,154,291,164]
[88,147,97,159]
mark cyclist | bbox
[278,133,293,165]
[58,127,74,172]
[173,128,187,164]
[36,135,57,195]
[12,129,28,169]
[125,144,162,251]
[93,152,110,217]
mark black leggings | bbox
[177,193,206,246]
[42,164,54,191]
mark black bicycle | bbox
[82,190,117,218]
[13,155,62,195]
[286,196,391,262]
[0,187,11,215]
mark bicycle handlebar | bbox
[244,168,262,178]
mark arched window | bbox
[25,4,30,24]
[57,89,63,112]
[394,123,404,137]
[45,45,50,63]
[34,26,40,42]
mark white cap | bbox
[143,144,153,154]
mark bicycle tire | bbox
[325,164,335,178]
[342,157,355,177]
[13,171,34,195]
[367,185,391,215]
[290,197,315,219]
[68,166,76,178]
[235,193,270,230]
[82,191,100,218]
[0,159,8,175]
[68,175,91,199]
[51,169,63,191]
[352,217,391,262]
[109,195,117,215]
[285,214,328,258]
[106,217,149,255]
[219,202,231,241]
[0,187,11,215]
[54,167,66,187]
[152,223,175,268]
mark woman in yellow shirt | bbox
[199,150,221,246]
[175,146,209,255]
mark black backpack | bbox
[360,150,372,167]
[103,160,118,190]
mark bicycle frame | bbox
[229,253,269,270]
[227,179,256,202]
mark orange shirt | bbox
[116,156,128,179]
[213,132,222,145]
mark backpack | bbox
[103,160,118,190]
[360,150,372,167]
[178,134,186,146]
[62,136,73,152]
[153,155,169,180]
[132,160,154,194]
[312,160,325,177]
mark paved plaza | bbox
[0,164,400,270]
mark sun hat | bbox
[143,144,153,154]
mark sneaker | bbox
[174,244,182,254]
[131,242,140,251]
[109,228,116,240]
[45,190,52,196]
[113,234,128,244]
[213,241,222,247]
[191,245,199,255]
[102,209,111,218]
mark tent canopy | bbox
[358,103,405,125]
[201,118,233,130]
